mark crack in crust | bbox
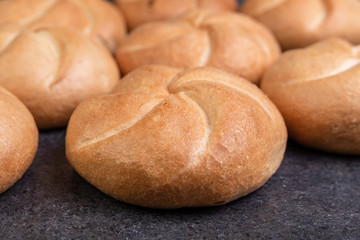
[76,97,166,149]
[0,26,66,90]
[0,87,15,98]
[0,27,71,89]
[172,78,273,118]
[4,0,96,36]
[160,92,211,186]
[281,58,360,86]
[0,30,22,57]
[67,0,95,35]
[308,0,330,30]
[244,0,287,16]
[33,30,63,88]
[121,23,198,52]
[198,29,212,67]
[242,0,336,33]
[354,46,360,58]
[179,92,211,160]
[244,0,331,22]
[235,20,273,63]
[19,0,60,26]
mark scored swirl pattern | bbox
[262,38,360,87]
[116,11,280,83]
[242,0,360,49]
[0,24,119,128]
[66,65,287,208]
[261,38,360,154]
[115,0,237,29]
[0,0,126,51]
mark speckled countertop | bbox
[1,0,360,239]
[1,129,359,239]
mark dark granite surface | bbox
[0,129,359,239]
[1,0,360,239]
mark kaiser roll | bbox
[0,0,126,52]
[242,0,360,50]
[0,24,119,129]
[66,65,287,209]
[0,87,38,194]
[261,38,360,154]
[115,0,237,29]
[116,11,280,84]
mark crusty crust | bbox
[115,0,237,29]
[66,65,287,209]
[0,24,120,129]
[116,11,280,84]
[242,0,360,50]
[0,87,38,194]
[261,38,360,154]
[0,0,126,52]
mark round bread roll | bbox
[0,0,126,52]
[66,65,287,209]
[116,11,280,84]
[242,0,360,50]
[115,0,237,29]
[0,24,120,129]
[261,38,360,154]
[0,87,38,194]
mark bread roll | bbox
[66,65,287,209]
[116,11,280,84]
[242,0,360,50]
[0,87,38,194]
[261,38,360,154]
[0,0,126,52]
[0,24,119,129]
[115,0,237,29]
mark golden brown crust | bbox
[66,65,287,209]
[242,0,360,50]
[115,0,237,29]
[0,24,120,129]
[116,11,280,84]
[261,38,360,154]
[0,0,126,52]
[0,87,38,194]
